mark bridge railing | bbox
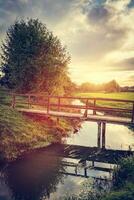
[10,93,134,122]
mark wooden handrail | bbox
[10,93,134,103]
[58,97,60,112]
[12,101,132,113]
[93,99,96,115]
[47,97,50,114]
[132,103,134,123]
[11,94,16,108]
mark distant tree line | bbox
[78,80,121,93]
[78,80,134,93]
[121,86,134,92]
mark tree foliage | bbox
[1,19,70,94]
[104,80,120,93]
[79,80,120,93]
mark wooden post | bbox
[97,122,101,148]
[92,161,95,167]
[84,98,88,117]
[75,166,78,175]
[93,99,96,115]
[102,122,106,149]
[58,97,60,112]
[57,117,60,124]
[57,97,61,123]
[47,96,50,114]
[28,95,31,109]
[84,167,87,177]
[132,103,134,123]
[11,94,16,108]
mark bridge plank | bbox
[17,108,132,125]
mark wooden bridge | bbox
[11,93,134,149]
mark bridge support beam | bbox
[28,95,31,109]
[132,103,134,123]
[97,122,106,149]
[97,122,101,148]
[84,167,87,177]
[102,122,106,149]
[57,117,60,124]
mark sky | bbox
[0,0,134,86]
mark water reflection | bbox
[0,144,114,200]
[67,121,134,150]
[3,151,65,200]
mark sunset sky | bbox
[0,0,134,86]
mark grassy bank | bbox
[0,105,72,162]
[0,86,78,161]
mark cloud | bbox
[121,75,134,86]
[0,0,76,32]
[69,27,127,63]
[128,0,134,8]
[113,57,134,71]
[0,0,79,48]
[0,0,134,85]
[70,0,130,62]
[128,75,134,81]
[86,4,111,25]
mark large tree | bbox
[1,19,70,94]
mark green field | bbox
[76,92,134,113]
[76,92,134,101]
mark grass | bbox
[0,105,49,161]
[76,92,134,100]
[0,105,72,161]
[76,92,134,112]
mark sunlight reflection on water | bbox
[67,121,134,150]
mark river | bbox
[0,101,134,200]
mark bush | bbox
[113,156,134,189]
[102,183,134,200]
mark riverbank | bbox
[0,104,74,162]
